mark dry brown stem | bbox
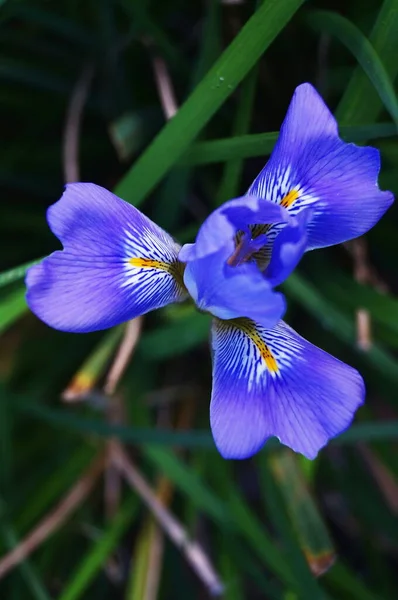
[0,453,104,579]
[104,318,143,396]
[113,445,224,597]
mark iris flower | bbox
[26,83,393,459]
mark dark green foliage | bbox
[1,0,398,598]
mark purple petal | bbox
[180,195,288,262]
[183,248,285,327]
[265,209,310,287]
[210,318,364,459]
[26,183,187,332]
[248,83,394,249]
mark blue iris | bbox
[25,83,394,460]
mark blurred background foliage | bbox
[1,0,398,598]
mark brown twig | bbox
[62,61,95,183]
[113,445,224,597]
[102,318,143,520]
[346,239,372,350]
[147,46,178,119]
[345,238,390,351]
[104,318,143,396]
[139,399,197,600]
[0,453,104,579]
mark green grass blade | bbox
[216,65,258,205]
[182,122,396,165]
[0,510,51,600]
[0,258,42,288]
[315,269,398,338]
[267,451,335,577]
[58,497,138,600]
[16,396,398,447]
[258,457,326,598]
[307,10,398,127]
[325,562,384,600]
[114,0,304,206]
[0,285,28,335]
[143,447,302,590]
[63,327,124,400]
[336,0,398,123]
[16,446,95,534]
[284,274,398,384]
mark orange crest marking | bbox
[129,257,170,270]
[233,319,279,373]
[280,189,299,208]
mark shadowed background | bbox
[1,0,398,598]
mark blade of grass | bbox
[114,0,305,206]
[307,10,398,127]
[127,518,154,600]
[324,562,384,600]
[143,446,307,592]
[16,445,95,534]
[284,273,398,384]
[216,65,258,205]
[267,451,335,577]
[181,122,397,165]
[314,269,398,338]
[62,327,124,401]
[58,496,138,600]
[0,285,28,335]
[258,458,326,598]
[15,398,398,447]
[0,516,51,600]
[0,258,42,288]
[335,0,398,124]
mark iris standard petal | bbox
[180,195,288,262]
[210,318,364,459]
[248,83,394,250]
[265,209,310,287]
[26,183,188,332]
[183,248,285,327]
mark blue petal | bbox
[248,83,394,249]
[26,183,188,332]
[183,248,285,328]
[210,318,364,459]
[180,195,288,262]
[265,209,310,287]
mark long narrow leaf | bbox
[307,10,398,127]
[114,0,304,206]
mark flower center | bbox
[227,225,272,270]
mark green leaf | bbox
[315,269,398,339]
[0,258,42,288]
[325,562,384,600]
[216,65,258,205]
[307,10,398,128]
[16,396,398,448]
[258,458,325,599]
[114,0,305,206]
[143,447,301,590]
[267,451,335,577]
[0,285,28,335]
[0,502,51,600]
[284,274,398,385]
[58,497,138,600]
[335,0,398,124]
[181,123,396,165]
[62,327,124,400]
[140,311,211,360]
